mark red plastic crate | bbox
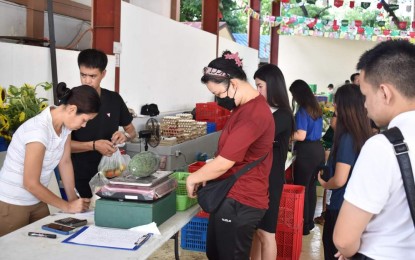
[276,224,302,260]
[195,210,210,218]
[195,102,230,121]
[278,184,305,229]
[188,161,206,173]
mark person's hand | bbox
[111,131,128,145]
[65,198,91,213]
[186,174,200,199]
[334,251,349,260]
[317,171,327,188]
[95,139,117,156]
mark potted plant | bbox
[0,82,52,148]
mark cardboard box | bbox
[94,191,176,229]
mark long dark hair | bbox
[57,82,101,114]
[254,64,295,134]
[289,79,322,120]
[332,84,372,159]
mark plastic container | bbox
[278,184,305,228]
[172,172,197,211]
[276,224,302,260]
[195,210,210,218]
[195,102,230,121]
[206,122,216,134]
[276,184,305,260]
[181,216,208,252]
[188,161,206,173]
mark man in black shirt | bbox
[71,49,137,198]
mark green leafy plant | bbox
[0,82,52,142]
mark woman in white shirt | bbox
[0,83,101,236]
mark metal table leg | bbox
[172,231,180,260]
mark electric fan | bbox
[138,118,160,151]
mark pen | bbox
[74,188,81,198]
[28,232,57,239]
[134,234,152,245]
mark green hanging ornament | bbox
[340,25,348,32]
[389,4,399,11]
[341,20,349,26]
[361,2,371,9]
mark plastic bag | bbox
[88,171,110,208]
[97,149,127,178]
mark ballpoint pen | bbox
[74,188,81,198]
[28,232,57,239]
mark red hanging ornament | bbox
[350,1,355,8]
[398,21,408,30]
[334,0,344,8]
[377,2,383,9]
[308,22,316,29]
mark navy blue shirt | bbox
[327,133,358,210]
[294,107,323,141]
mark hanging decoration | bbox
[242,0,415,43]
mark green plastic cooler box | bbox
[94,191,176,229]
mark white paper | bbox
[129,222,161,235]
[69,226,149,249]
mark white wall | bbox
[120,2,259,113]
[0,42,116,101]
[279,36,376,93]
[129,0,171,17]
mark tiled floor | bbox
[149,192,325,260]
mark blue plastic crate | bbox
[181,216,208,252]
[206,122,216,134]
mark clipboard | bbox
[62,226,152,251]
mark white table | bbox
[0,204,201,260]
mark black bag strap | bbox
[382,127,415,227]
[233,154,268,179]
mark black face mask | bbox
[216,87,237,111]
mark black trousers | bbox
[206,198,266,260]
[322,209,339,260]
[293,141,324,234]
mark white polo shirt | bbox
[0,107,71,206]
[344,111,415,259]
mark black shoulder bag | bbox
[197,154,267,214]
[382,127,415,227]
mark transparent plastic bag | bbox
[88,172,110,208]
[97,149,127,178]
